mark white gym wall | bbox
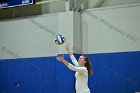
[81,4,140,54]
[0,11,81,59]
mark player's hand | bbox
[56,55,65,62]
[65,43,71,53]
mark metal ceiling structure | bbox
[0,0,140,20]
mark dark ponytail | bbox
[82,55,93,75]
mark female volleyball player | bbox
[56,44,93,93]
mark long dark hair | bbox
[82,55,93,75]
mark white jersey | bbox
[67,55,90,93]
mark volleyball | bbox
[55,35,65,45]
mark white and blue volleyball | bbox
[55,35,65,45]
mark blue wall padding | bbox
[0,51,140,93]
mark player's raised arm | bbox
[56,55,84,74]
[65,43,72,56]
[65,43,79,66]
